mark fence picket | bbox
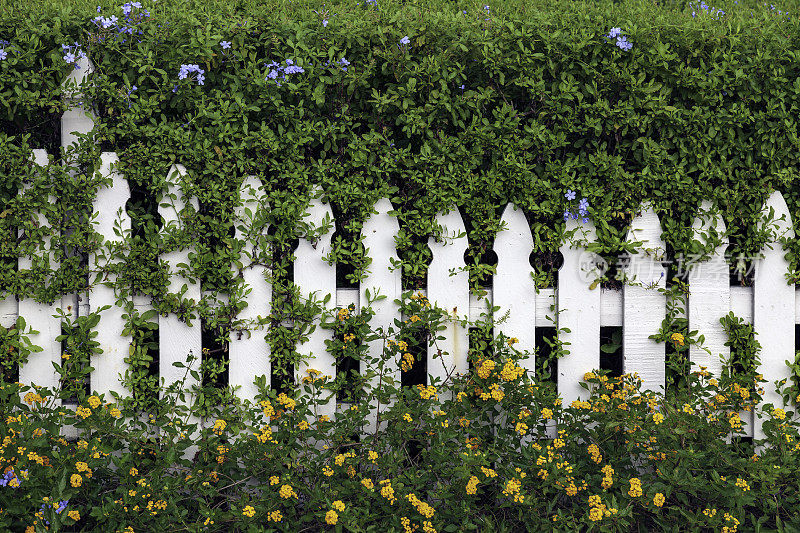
[158,164,202,402]
[623,203,667,393]
[294,191,336,418]
[494,203,536,371]
[427,208,469,389]
[361,198,401,432]
[18,150,62,394]
[753,191,796,441]
[229,176,271,405]
[558,218,601,405]
[89,153,132,399]
[688,200,729,380]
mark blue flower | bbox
[578,198,589,211]
[220,41,231,49]
[616,36,633,51]
[563,209,571,221]
[399,35,410,45]
[323,19,328,26]
[56,500,69,514]
[608,27,621,38]
[0,49,6,61]
[565,189,576,201]
[177,64,205,86]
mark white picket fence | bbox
[2,58,798,444]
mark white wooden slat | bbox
[89,153,131,400]
[731,287,752,323]
[753,191,795,441]
[360,198,401,432]
[623,203,667,394]
[18,150,62,393]
[494,203,536,372]
[557,218,601,405]
[688,200,730,379]
[158,164,202,402]
[469,292,491,323]
[600,289,622,327]
[427,208,469,389]
[536,288,556,327]
[336,288,359,309]
[229,176,271,405]
[294,192,336,419]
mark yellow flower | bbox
[670,332,684,346]
[627,478,642,498]
[109,407,122,418]
[212,419,227,435]
[270,475,280,485]
[269,510,283,522]
[466,476,479,495]
[653,493,665,507]
[242,505,255,518]
[515,422,528,435]
[589,506,604,521]
[325,510,338,525]
[403,413,413,423]
[129,467,138,477]
[773,408,786,420]
[653,412,664,425]
[361,478,374,490]
[322,466,333,477]
[87,395,102,409]
[76,406,92,419]
[332,500,345,512]
[75,461,88,472]
[279,484,297,499]
[70,474,83,488]
[297,420,309,430]
[541,408,553,420]
[67,509,80,521]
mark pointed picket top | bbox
[361,198,401,431]
[688,200,730,380]
[17,150,60,392]
[89,152,132,399]
[294,188,336,418]
[229,176,271,404]
[494,203,536,372]
[427,207,470,388]
[557,217,602,405]
[158,163,202,413]
[753,190,796,440]
[61,55,96,152]
[623,202,667,394]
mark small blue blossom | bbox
[578,198,589,210]
[399,35,410,45]
[56,500,69,514]
[563,209,571,221]
[607,27,621,38]
[0,49,6,61]
[323,19,328,26]
[220,41,231,49]
[178,64,205,86]
[565,190,576,201]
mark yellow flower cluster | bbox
[400,516,415,533]
[515,422,528,435]
[337,307,351,321]
[735,477,750,492]
[670,332,685,346]
[278,484,297,499]
[87,395,102,409]
[773,408,786,420]
[276,393,296,411]
[361,477,374,490]
[601,465,614,489]
[268,510,283,522]
[703,508,717,517]
[722,512,740,533]
[480,466,497,478]
[503,478,523,503]
[23,392,43,405]
[728,412,743,430]
[70,473,82,487]
[110,407,122,418]
[270,475,280,485]
[653,493,665,507]
[255,425,275,444]
[76,406,92,419]
[587,494,617,520]
[627,478,642,498]
[332,500,345,512]
[242,505,255,518]
[499,361,524,381]
[261,401,275,419]
[67,510,80,521]
[466,475,479,495]
[571,400,591,410]
[652,412,664,425]
[297,420,309,430]
[401,352,415,372]
[403,413,413,423]
[587,444,602,464]
[541,408,553,420]
[323,465,334,477]
[212,419,226,435]
[417,385,438,400]
[325,510,338,524]
[476,359,495,379]
[406,493,435,518]
[380,479,397,504]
